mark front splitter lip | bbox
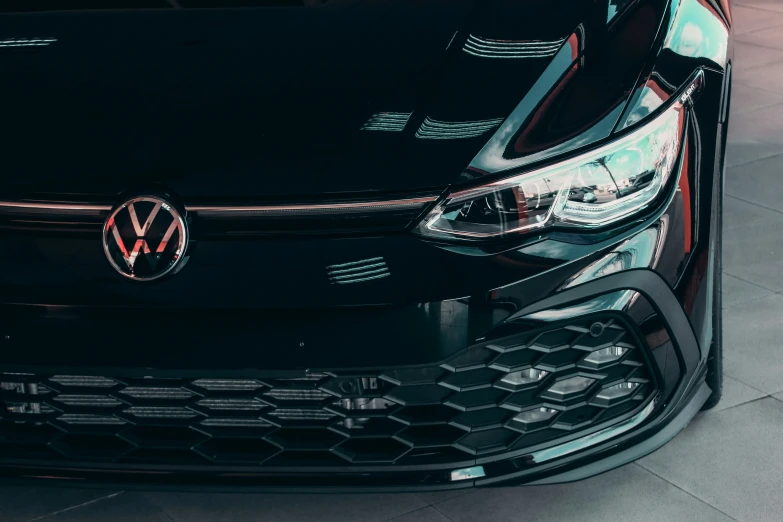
[523,377,710,487]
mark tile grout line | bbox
[725,151,783,170]
[724,372,771,396]
[722,271,783,302]
[383,505,456,522]
[414,489,471,508]
[732,53,783,76]
[734,18,783,38]
[734,37,783,54]
[722,293,775,310]
[735,26,783,38]
[154,504,177,522]
[632,463,742,522]
[429,500,459,521]
[723,287,781,306]
[732,76,783,98]
[136,493,178,522]
[724,148,783,171]
[735,2,783,16]
[708,395,772,415]
[721,191,783,297]
[730,95,783,117]
[380,502,453,522]
[25,491,125,522]
[722,271,777,293]
[724,193,783,219]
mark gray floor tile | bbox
[725,140,783,168]
[638,398,783,522]
[728,102,783,144]
[733,41,783,73]
[725,153,783,212]
[723,211,783,291]
[736,0,783,14]
[724,252,783,298]
[729,83,783,116]
[144,491,427,522]
[737,25,783,50]
[38,492,170,522]
[722,273,774,308]
[724,295,783,394]
[415,489,470,506]
[0,486,121,522]
[433,464,733,522]
[734,59,783,96]
[387,507,451,522]
[733,5,783,34]
[723,196,779,232]
[708,375,767,412]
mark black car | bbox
[0,0,731,492]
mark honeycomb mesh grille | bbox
[0,316,657,468]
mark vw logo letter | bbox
[102,195,189,281]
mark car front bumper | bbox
[0,265,710,492]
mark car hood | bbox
[0,0,668,202]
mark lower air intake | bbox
[0,315,657,468]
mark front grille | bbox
[0,316,657,469]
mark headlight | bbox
[414,79,696,242]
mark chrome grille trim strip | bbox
[0,196,437,218]
[188,197,437,217]
[0,202,111,212]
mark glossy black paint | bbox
[0,0,732,489]
[1,0,673,200]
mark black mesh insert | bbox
[0,316,657,469]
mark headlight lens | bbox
[414,93,689,241]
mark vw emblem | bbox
[102,195,189,281]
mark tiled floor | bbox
[4,3,783,521]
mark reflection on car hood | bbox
[0,0,669,201]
